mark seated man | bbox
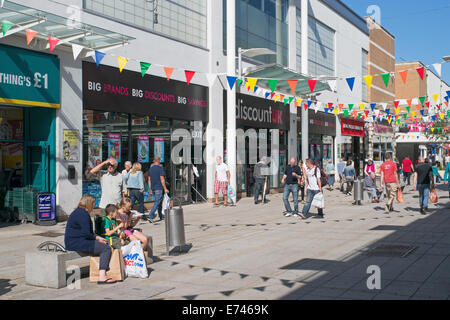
[364,172,382,203]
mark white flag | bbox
[327,80,337,92]
[380,103,387,111]
[205,73,216,87]
[1,0,4,8]
[432,63,442,77]
[72,44,84,60]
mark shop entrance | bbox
[26,141,50,192]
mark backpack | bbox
[315,167,328,187]
[94,214,108,236]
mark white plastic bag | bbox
[311,192,325,209]
[162,193,171,212]
[121,240,148,278]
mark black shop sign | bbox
[82,61,208,122]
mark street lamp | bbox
[443,55,450,62]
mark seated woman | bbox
[116,198,149,250]
[102,204,125,249]
[64,195,115,284]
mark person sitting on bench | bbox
[363,172,382,203]
[64,195,115,285]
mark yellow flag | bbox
[440,112,445,119]
[432,93,439,103]
[395,107,400,115]
[388,117,392,125]
[274,95,279,103]
[359,104,365,111]
[411,111,416,117]
[431,128,435,132]
[297,98,303,106]
[363,75,373,89]
[333,108,338,116]
[246,78,258,92]
[117,56,128,73]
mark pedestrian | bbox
[124,162,145,214]
[281,157,302,217]
[364,159,375,176]
[64,195,115,284]
[402,156,414,186]
[337,157,346,192]
[301,158,324,219]
[445,152,450,167]
[121,161,132,195]
[380,153,400,214]
[432,162,443,183]
[325,159,335,190]
[89,158,124,211]
[298,159,306,203]
[147,156,169,221]
[443,159,450,198]
[343,160,355,196]
[213,156,230,207]
[363,172,381,203]
[413,156,434,215]
[253,156,270,204]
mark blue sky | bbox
[343,0,450,84]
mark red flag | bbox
[184,70,195,85]
[304,103,308,111]
[399,70,408,84]
[364,110,369,117]
[307,79,316,93]
[394,100,400,108]
[287,80,298,95]
[48,36,60,52]
[416,67,425,80]
[270,92,275,99]
[425,101,430,108]
[328,103,333,108]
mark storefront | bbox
[0,44,59,212]
[339,117,365,176]
[370,122,393,162]
[82,61,208,205]
[306,110,336,165]
[224,92,289,197]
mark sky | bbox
[343,0,450,84]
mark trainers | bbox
[293,213,299,217]
[384,205,390,214]
[283,211,292,217]
[422,208,429,215]
[298,213,306,219]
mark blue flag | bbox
[95,51,106,67]
[226,76,237,90]
[346,77,355,91]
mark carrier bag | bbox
[121,240,148,278]
[311,192,325,209]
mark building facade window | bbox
[362,49,368,102]
[295,8,301,72]
[84,0,207,48]
[296,12,335,76]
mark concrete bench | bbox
[26,237,154,289]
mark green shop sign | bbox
[0,44,60,108]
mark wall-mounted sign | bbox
[154,137,164,163]
[107,133,121,162]
[0,44,60,108]
[87,129,102,169]
[37,192,56,221]
[83,61,208,122]
[341,118,365,137]
[63,129,79,162]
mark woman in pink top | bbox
[365,159,376,176]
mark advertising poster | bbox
[63,129,79,162]
[88,129,102,169]
[137,136,149,163]
[37,193,56,221]
[154,137,164,163]
[108,133,121,162]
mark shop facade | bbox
[224,92,289,197]
[82,61,209,205]
[0,43,59,217]
[339,117,365,176]
[305,110,336,166]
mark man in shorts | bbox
[380,153,400,214]
[214,156,230,207]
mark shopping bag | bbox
[227,185,236,199]
[121,240,148,278]
[162,193,171,212]
[311,192,324,209]
[396,188,404,203]
[429,188,438,203]
[89,249,125,282]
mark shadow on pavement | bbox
[0,279,16,296]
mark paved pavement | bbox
[0,183,449,300]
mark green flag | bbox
[267,79,278,93]
[2,21,14,36]
[139,62,151,77]
[348,104,354,111]
[419,96,426,105]
[237,78,243,87]
[381,73,390,88]
[288,96,294,104]
[406,106,410,113]
[343,110,349,117]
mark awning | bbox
[0,1,134,52]
[243,63,331,97]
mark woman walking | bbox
[325,159,335,190]
[124,162,145,214]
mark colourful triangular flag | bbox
[185,70,195,85]
[346,77,355,91]
[432,63,442,77]
[287,80,298,95]
[268,79,277,93]
[2,21,13,36]
[48,36,60,52]
[432,93,439,103]
[247,78,258,92]
[117,56,128,72]
[348,104,354,111]
[370,103,376,112]
[419,96,426,105]
[94,51,105,66]
[307,79,316,93]
[164,67,174,81]
[359,104,365,111]
[381,73,390,88]
[363,76,373,90]
[226,76,237,90]
[399,70,408,84]
[72,44,83,60]
[140,62,151,77]
[416,67,425,80]
[26,29,37,45]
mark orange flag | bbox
[287,80,298,95]
[399,70,408,84]
[26,29,37,45]
[163,67,174,81]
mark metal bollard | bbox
[353,177,363,205]
[165,198,186,255]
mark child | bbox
[117,198,149,250]
[102,204,125,249]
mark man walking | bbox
[148,156,169,221]
[89,158,124,210]
[301,158,324,219]
[214,156,230,207]
[413,156,435,215]
[281,157,303,217]
[402,156,414,186]
[253,156,270,204]
[380,153,400,213]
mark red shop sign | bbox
[341,118,365,137]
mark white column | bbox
[288,0,297,160]
[275,0,283,64]
[301,0,309,161]
[335,116,342,169]
[226,0,237,198]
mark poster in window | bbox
[63,129,79,162]
[88,129,102,169]
[154,137,164,163]
[137,136,149,163]
[108,133,121,162]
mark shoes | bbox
[422,208,429,215]
[283,211,292,217]
[314,215,324,219]
[384,204,390,214]
[293,213,299,217]
[372,199,379,203]
[298,213,306,219]
[141,215,148,221]
[390,205,394,212]
[254,201,258,205]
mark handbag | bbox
[429,188,438,203]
